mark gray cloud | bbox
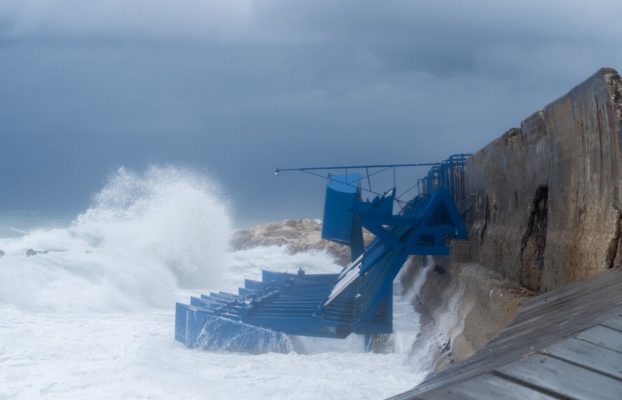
[1,1,621,223]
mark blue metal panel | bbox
[196,316,292,354]
[175,302,189,343]
[321,174,362,246]
[357,190,394,218]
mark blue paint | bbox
[175,154,470,353]
[321,174,363,257]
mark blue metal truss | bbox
[175,155,469,353]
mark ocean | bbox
[0,166,431,400]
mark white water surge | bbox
[0,167,439,400]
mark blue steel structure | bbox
[175,154,470,353]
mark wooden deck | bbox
[390,268,622,400]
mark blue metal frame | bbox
[175,154,470,353]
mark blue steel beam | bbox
[274,162,441,174]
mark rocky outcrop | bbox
[231,219,374,265]
[463,68,622,292]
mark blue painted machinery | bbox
[175,155,470,353]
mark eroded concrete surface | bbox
[462,68,622,292]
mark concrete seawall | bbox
[462,67,622,292]
[407,68,622,372]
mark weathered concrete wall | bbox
[465,67,622,292]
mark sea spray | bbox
[391,256,434,355]
[0,166,232,312]
[0,167,421,400]
[222,245,342,292]
[406,257,476,377]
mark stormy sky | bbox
[1,1,621,223]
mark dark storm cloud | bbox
[1,1,622,222]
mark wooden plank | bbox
[393,311,622,399]
[544,337,622,380]
[496,354,622,400]
[416,388,465,400]
[419,373,557,400]
[389,270,622,400]
[508,280,622,329]
[512,294,622,328]
[577,325,622,353]
[491,273,622,346]
[600,316,622,332]
[519,270,622,311]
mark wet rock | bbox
[441,339,451,354]
[25,249,61,257]
[231,219,374,266]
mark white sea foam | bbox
[0,166,232,312]
[391,256,434,355]
[0,167,440,399]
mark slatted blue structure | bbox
[175,156,468,353]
